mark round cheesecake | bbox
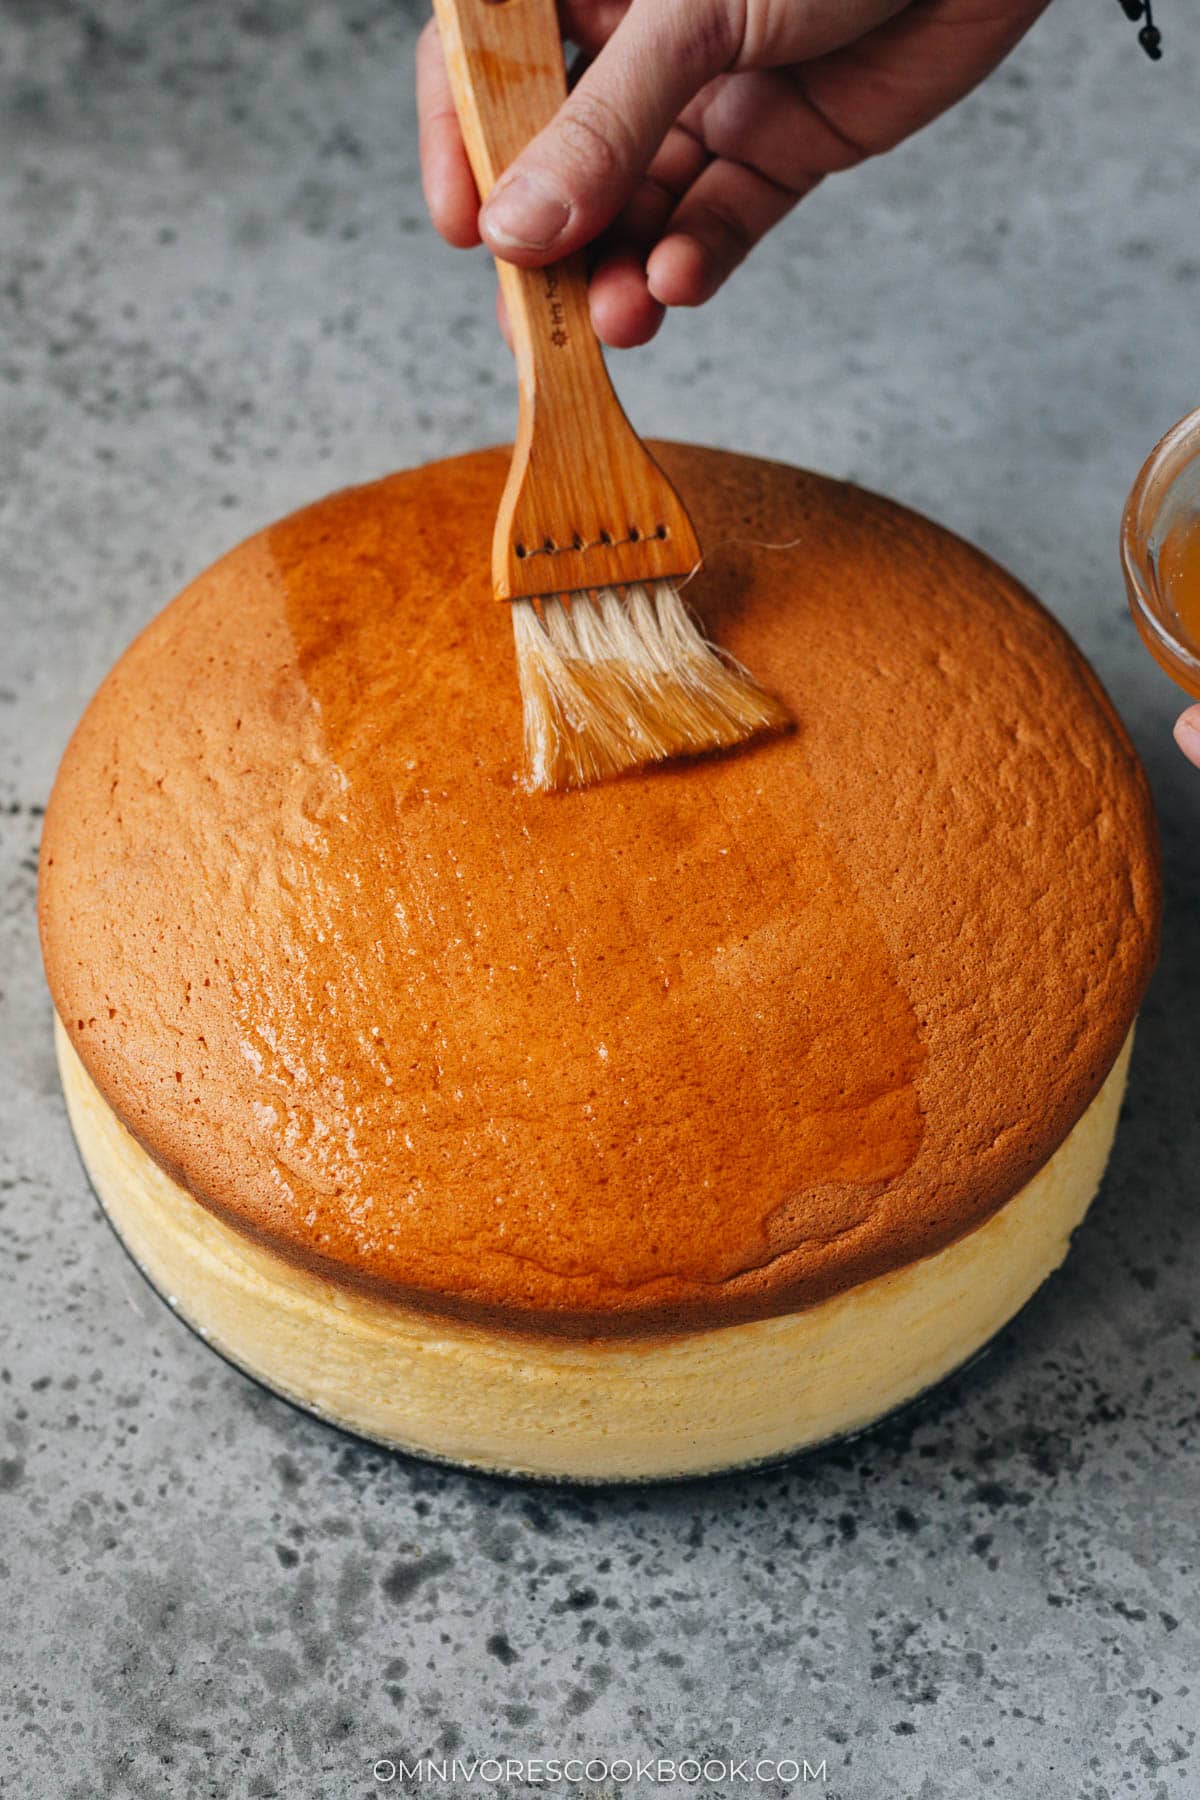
[39,444,1160,1481]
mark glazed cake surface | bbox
[38,444,1161,1337]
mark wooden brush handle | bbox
[432,0,700,601]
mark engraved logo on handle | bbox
[544,269,567,347]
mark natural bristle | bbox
[512,581,791,794]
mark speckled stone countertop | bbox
[2,5,1197,1798]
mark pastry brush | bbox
[433,0,790,793]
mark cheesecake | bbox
[38,444,1161,1480]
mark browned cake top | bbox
[39,444,1160,1336]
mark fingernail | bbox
[482,173,570,250]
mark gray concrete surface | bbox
[2,4,1198,1797]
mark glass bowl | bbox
[1121,405,1200,699]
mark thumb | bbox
[1175,705,1200,770]
[479,0,737,264]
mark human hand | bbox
[1174,706,1200,769]
[418,0,1049,348]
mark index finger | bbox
[416,17,481,249]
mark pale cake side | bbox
[56,1018,1135,1481]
